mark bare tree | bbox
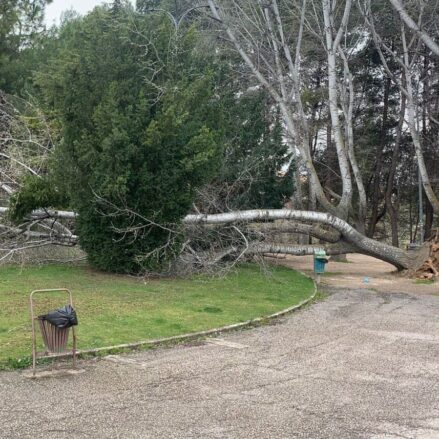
[388,0,439,57]
[0,94,76,263]
[205,0,368,221]
[364,0,439,215]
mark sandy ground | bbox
[1,288,439,438]
[271,253,439,296]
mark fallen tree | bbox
[2,202,439,278]
[0,206,420,271]
[184,209,413,270]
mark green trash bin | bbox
[313,249,328,274]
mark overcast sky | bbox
[45,0,135,25]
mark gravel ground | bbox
[1,288,439,439]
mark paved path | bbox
[1,288,439,439]
[274,254,439,295]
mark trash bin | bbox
[37,304,78,353]
[313,249,328,274]
[37,318,71,353]
[30,289,78,377]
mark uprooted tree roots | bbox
[414,230,439,280]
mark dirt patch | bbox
[271,253,439,296]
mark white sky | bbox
[45,0,135,25]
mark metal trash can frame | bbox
[30,288,77,377]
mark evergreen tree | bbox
[33,5,222,273]
[0,0,51,93]
[10,2,295,272]
[210,91,294,211]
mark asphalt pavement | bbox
[1,288,439,438]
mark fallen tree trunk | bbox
[249,242,357,256]
[0,206,418,271]
[184,210,413,270]
[245,221,341,243]
[0,207,76,220]
[0,224,78,243]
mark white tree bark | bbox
[0,224,78,243]
[365,3,439,215]
[0,207,76,219]
[339,47,367,230]
[388,0,439,57]
[401,27,439,215]
[0,206,411,268]
[322,0,353,218]
[184,209,411,269]
[206,0,356,218]
[248,242,356,256]
[245,221,340,242]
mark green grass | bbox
[0,263,314,369]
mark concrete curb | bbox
[36,271,318,363]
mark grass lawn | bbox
[0,263,314,369]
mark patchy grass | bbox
[414,278,436,285]
[311,289,328,303]
[0,263,314,369]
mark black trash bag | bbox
[40,304,78,328]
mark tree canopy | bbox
[5,1,294,272]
